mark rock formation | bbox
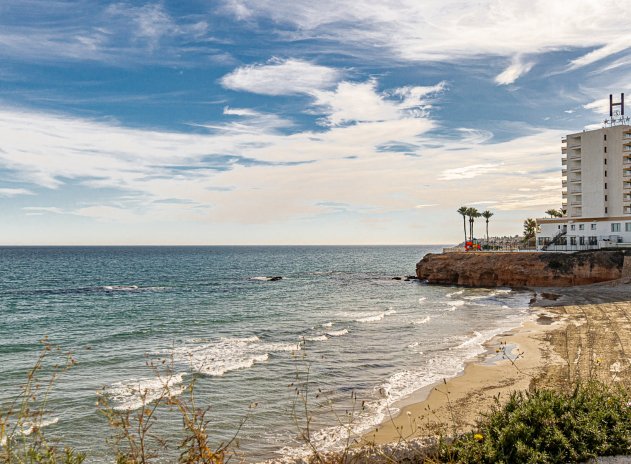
[416,250,626,287]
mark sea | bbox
[0,246,532,462]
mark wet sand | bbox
[364,279,631,445]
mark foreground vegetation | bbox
[2,342,630,463]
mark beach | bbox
[365,278,631,445]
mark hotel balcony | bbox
[569,187,582,194]
[562,169,568,177]
[561,146,567,154]
[561,138,567,143]
[625,182,631,190]
[561,158,567,166]
[562,180,567,187]
[624,194,631,202]
[625,206,631,215]
[624,170,631,177]
[562,191,567,199]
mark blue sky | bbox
[1,0,631,245]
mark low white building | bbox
[536,94,631,251]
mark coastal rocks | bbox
[416,251,626,287]
[391,275,420,281]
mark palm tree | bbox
[467,207,480,241]
[481,210,494,240]
[523,218,538,241]
[457,206,468,245]
[545,209,562,218]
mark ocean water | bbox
[0,246,531,461]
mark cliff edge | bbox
[416,250,627,287]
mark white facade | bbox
[536,123,631,251]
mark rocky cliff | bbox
[416,251,626,287]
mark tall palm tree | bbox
[481,210,494,240]
[457,206,468,245]
[545,209,562,218]
[466,207,480,241]
[523,218,537,241]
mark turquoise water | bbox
[0,246,531,461]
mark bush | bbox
[439,381,631,463]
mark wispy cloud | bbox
[220,58,342,95]
[223,0,631,77]
[0,187,33,197]
[495,55,535,85]
[0,1,210,64]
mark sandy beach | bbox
[365,279,631,445]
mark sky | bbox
[2,0,631,245]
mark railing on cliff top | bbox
[443,237,535,253]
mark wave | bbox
[448,300,465,308]
[355,309,397,323]
[102,374,185,411]
[172,336,300,377]
[446,289,464,298]
[322,322,334,328]
[418,297,427,303]
[249,276,282,281]
[412,316,431,325]
[304,335,328,342]
[326,329,348,337]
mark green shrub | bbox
[440,381,631,463]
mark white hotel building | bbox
[536,99,631,251]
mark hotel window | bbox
[626,223,631,232]
[612,223,621,232]
[570,224,575,230]
[604,134,607,141]
[579,236,585,245]
[570,236,577,245]
[605,183,608,189]
[605,170,608,177]
[589,236,598,245]
[606,207,608,213]
[604,147,608,153]
[591,224,597,230]
[605,195,608,201]
[579,224,584,230]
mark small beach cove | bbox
[361,277,631,459]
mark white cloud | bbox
[224,0,631,71]
[568,36,631,70]
[0,1,209,64]
[0,95,565,238]
[495,55,535,85]
[22,206,65,214]
[0,187,33,197]
[439,163,500,181]
[311,80,444,126]
[220,58,341,95]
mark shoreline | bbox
[362,279,631,446]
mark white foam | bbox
[249,276,270,281]
[101,285,139,291]
[418,297,427,303]
[446,289,464,297]
[172,336,299,377]
[103,374,185,411]
[356,313,385,323]
[322,322,334,328]
[356,309,396,323]
[412,316,431,325]
[304,335,328,342]
[326,329,348,337]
